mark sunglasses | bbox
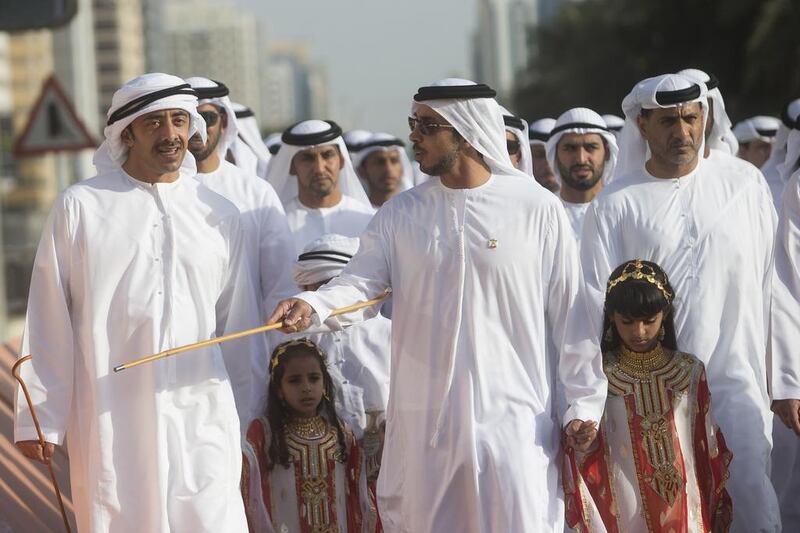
[408,116,456,136]
[198,110,224,127]
[507,140,521,155]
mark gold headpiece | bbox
[606,259,674,303]
[270,338,325,374]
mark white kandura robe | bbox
[578,150,780,532]
[283,196,375,256]
[195,160,296,418]
[561,200,590,243]
[14,169,259,533]
[768,167,800,530]
[299,175,607,533]
[308,314,392,437]
[761,160,786,210]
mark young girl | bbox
[563,259,733,533]
[241,338,369,533]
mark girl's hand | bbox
[564,419,598,452]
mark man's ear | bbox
[636,115,648,141]
[121,126,134,147]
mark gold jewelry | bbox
[615,343,670,379]
[606,259,674,303]
[286,415,327,439]
[270,338,326,374]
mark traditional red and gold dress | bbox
[241,415,369,533]
[564,348,733,533]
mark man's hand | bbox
[16,440,56,464]
[267,298,315,333]
[772,399,800,436]
[564,419,598,452]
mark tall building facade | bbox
[472,0,539,100]
[93,0,146,128]
[260,41,329,132]
[156,0,263,120]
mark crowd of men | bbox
[11,67,800,533]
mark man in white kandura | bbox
[354,132,414,208]
[761,99,800,208]
[500,108,534,176]
[768,116,800,530]
[578,73,780,532]
[733,115,780,169]
[528,117,559,193]
[229,102,272,181]
[268,78,606,533]
[292,233,391,438]
[266,119,375,255]
[186,76,295,419]
[545,107,617,240]
[14,73,257,532]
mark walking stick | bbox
[114,291,391,373]
[11,355,73,533]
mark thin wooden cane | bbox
[114,291,391,373]
[11,355,73,533]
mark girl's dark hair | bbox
[601,259,679,353]
[265,338,348,470]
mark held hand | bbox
[772,399,800,437]
[267,298,315,334]
[564,419,598,452]
[16,440,56,464]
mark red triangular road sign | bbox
[12,74,98,157]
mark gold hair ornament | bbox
[270,338,326,374]
[606,259,674,303]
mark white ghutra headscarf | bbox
[94,72,206,174]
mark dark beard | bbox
[421,147,460,176]
[189,134,220,163]
[559,163,602,191]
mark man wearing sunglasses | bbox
[545,107,618,240]
[268,78,605,533]
[186,77,296,422]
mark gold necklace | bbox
[286,415,327,439]
[616,343,671,379]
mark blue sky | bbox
[233,0,477,138]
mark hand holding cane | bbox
[12,355,73,533]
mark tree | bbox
[513,0,800,122]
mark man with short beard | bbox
[266,119,375,255]
[545,108,617,240]
[528,117,559,192]
[267,78,605,533]
[186,77,295,419]
[356,132,414,208]
[14,73,258,532]
[576,73,781,532]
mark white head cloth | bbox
[185,77,237,159]
[356,132,415,191]
[293,233,360,286]
[618,73,709,179]
[781,115,800,181]
[230,102,272,177]
[263,132,282,155]
[411,78,527,179]
[601,114,625,140]
[500,106,534,176]
[733,116,780,145]
[766,99,800,178]
[94,73,206,175]
[343,129,373,165]
[546,107,619,185]
[528,118,556,146]
[678,68,738,155]
[265,119,370,206]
